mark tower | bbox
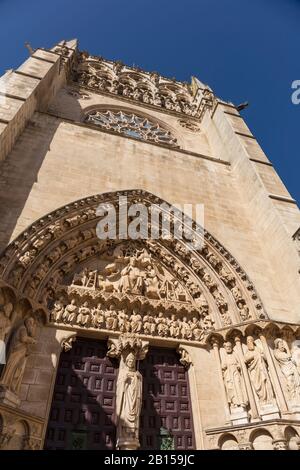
[0,39,299,450]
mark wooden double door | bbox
[44,338,195,450]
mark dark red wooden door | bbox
[139,347,195,450]
[44,338,118,450]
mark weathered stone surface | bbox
[0,40,299,450]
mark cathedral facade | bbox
[0,39,300,450]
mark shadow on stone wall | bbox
[0,92,84,253]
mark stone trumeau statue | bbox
[115,351,143,449]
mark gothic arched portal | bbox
[0,189,275,450]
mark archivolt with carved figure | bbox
[1,190,299,450]
[0,190,265,336]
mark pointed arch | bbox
[0,190,267,338]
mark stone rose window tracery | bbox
[84,110,178,147]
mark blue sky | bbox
[0,0,299,204]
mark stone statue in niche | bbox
[221,341,248,411]
[116,351,143,450]
[0,317,36,395]
[274,338,300,402]
[244,336,275,405]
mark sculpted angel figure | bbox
[144,265,161,299]
[116,352,142,448]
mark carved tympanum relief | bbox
[0,190,266,337]
[49,243,213,342]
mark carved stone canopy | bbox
[0,190,267,336]
[71,52,215,122]
[107,333,149,361]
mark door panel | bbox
[44,338,118,450]
[45,341,195,450]
[139,347,195,450]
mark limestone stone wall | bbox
[0,103,298,322]
[0,41,299,325]
[0,42,300,450]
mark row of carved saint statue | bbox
[219,336,300,418]
[50,298,213,341]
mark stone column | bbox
[210,336,231,424]
[107,333,149,450]
[258,332,288,413]
[234,334,259,420]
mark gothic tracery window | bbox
[84,110,178,147]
